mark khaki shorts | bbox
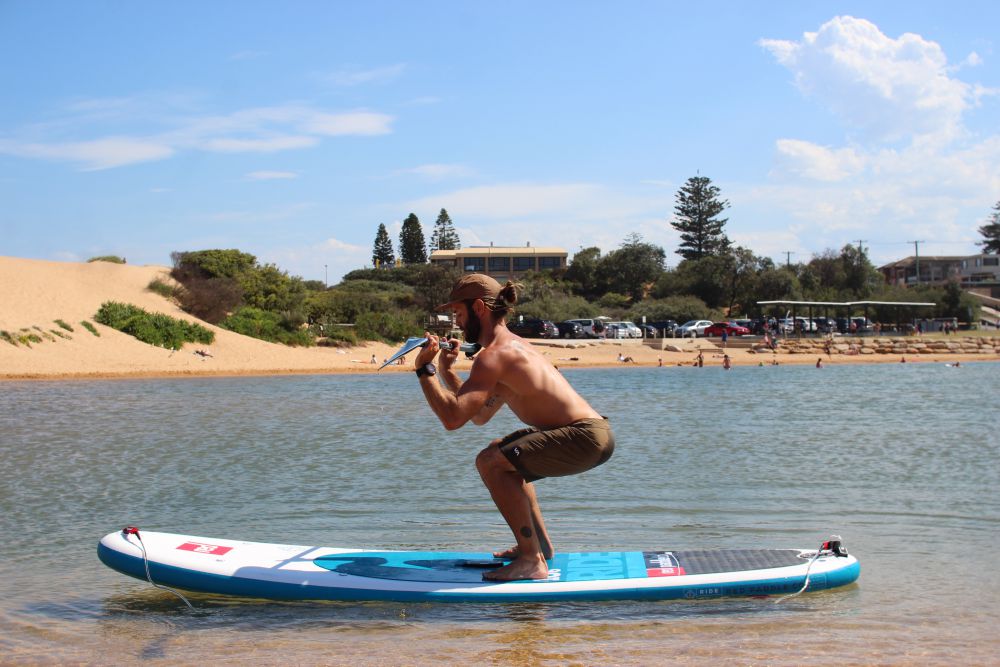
[497,417,615,483]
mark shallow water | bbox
[2,362,998,665]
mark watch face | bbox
[425,363,436,374]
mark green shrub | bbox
[80,321,100,336]
[318,326,358,346]
[354,309,422,342]
[55,319,74,332]
[33,326,56,342]
[50,329,71,340]
[1,330,16,346]
[219,306,314,346]
[147,278,179,299]
[94,301,214,350]
[87,255,126,264]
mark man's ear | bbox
[472,298,487,317]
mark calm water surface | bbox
[2,362,998,665]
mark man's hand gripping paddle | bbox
[378,336,481,370]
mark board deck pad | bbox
[314,549,807,583]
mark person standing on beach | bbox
[412,274,615,582]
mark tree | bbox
[399,213,428,264]
[978,200,1000,254]
[595,234,666,301]
[565,246,602,298]
[429,208,461,251]
[671,175,731,261]
[372,223,395,268]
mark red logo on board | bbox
[646,566,686,577]
[177,541,233,556]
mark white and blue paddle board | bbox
[98,529,859,602]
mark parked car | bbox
[609,321,642,338]
[812,316,837,334]
[675,319,713,337]
[639,324,658,337]
[555,321,586,339]
[605,323,627,339]
[565,318,606,338]
[507,318,557,338]
[704,321,751,337]
[649,320,678,336]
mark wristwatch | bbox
[415,362,437,378]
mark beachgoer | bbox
[370,354,377,364]
[617,352,625,363]
[658,356,663,367]
[413,274,614,582]
[722,354,731,370]
[696,350,704,367]
[816,357,823,369]
[901,356,906,363]
[721,329,728,349]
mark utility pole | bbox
[324,264,328,288]
[907,240,923,285]
[782,251,795,268]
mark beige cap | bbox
[435,273,502,311]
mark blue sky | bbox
[2,2,998,283]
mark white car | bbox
[609,321,642,338]
[675,319,713,337]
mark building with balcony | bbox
[429,243,568,281]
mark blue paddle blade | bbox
[378,337,481,370]
[379,337,429,370]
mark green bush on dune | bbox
[219,306,313,346]
[87,256,126,264]
[94,301,214,350]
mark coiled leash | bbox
[774,535,848,604]
[121,526,195,610]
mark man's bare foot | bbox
[493,544,554,560]
[482,554,548,581]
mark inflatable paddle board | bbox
[98,528,859,602]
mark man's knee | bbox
[476,442,506,475]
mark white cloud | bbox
[752,16,1000,263]
[0,136,174,170]
[322,64,406,86]
[961,52,983,68]
[200,136,318,153]
[773,139,865,181]
[265,236,369,283]
[396,163,475,180]
[245,170,298,181]
[760,16,975,143]
[0,102,394,170]
[302,111,393,136]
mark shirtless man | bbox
[413,274,615,581]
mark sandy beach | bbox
[2,256,997,380]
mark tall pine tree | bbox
[372,223,395,268]
[671,175,731,261]
[398,213,428,264]
[978,200,1000,254]
[430,208,461,250]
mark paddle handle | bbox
[439,340,479,354]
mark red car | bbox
[704,322,750,337]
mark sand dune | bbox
[1,256,996,380]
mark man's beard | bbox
[463,305,483,344]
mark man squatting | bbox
[413,274,615,581]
